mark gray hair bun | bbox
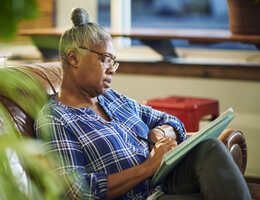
[71,8,89,27]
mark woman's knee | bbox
[199,138,225,151]
[194,138,229,160]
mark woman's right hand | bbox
[144,137,177,176]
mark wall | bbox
[112,74,260,177]
[56,0,97,28]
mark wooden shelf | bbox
[18,27,260,81]
[20,27,260,44]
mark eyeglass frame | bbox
[77,46,119,71]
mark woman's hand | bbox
[107,137,176,199]
[144,137,177,176]
[149,125,177,144]
[107,127,177,199]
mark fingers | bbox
[148,138,178,172]
[153,138,177,156]
[156,137,177,148]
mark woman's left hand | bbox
[149,125,177,148]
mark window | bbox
[98,0,258,50]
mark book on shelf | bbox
[151,107,235,186]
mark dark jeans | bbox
[158,138,251,200]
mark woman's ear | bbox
[66,50,79,67]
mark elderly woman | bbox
[35,8,251,200]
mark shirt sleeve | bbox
[123,95,186,143]
[35,113,107,200]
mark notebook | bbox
[151,107,235,186]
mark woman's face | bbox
[74,40,117,97]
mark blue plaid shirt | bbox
[35,89,186,200]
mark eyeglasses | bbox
[78,46,119,71]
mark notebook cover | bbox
[151,108,235,186]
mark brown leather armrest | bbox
[218,128,247,174]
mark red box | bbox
[145,96,219,132]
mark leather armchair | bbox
[0,62,247,174]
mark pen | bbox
[137,135,155,146]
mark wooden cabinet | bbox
[19,0,54,29]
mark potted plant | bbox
[0,1,66,199]
[227,0,260,35]
[0,69,66,199]
[0,0,38,40]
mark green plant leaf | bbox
[0,101,65,199]
[0,0,39,40]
